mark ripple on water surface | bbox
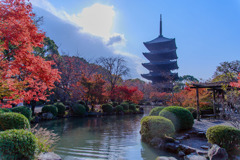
[37,109,177,160]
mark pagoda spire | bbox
[160,14,162,36]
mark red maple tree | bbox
[0,0,60,108]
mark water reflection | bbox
[37,107,177,160]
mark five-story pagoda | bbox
[141,15,178,91]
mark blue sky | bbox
[31,0,240,81]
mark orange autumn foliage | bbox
[231,73,240,88]
[171,88,211,108]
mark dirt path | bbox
[193,119,233,132]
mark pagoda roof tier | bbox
[144,35,173,44]
[141,72,178,81]
[146,48,176,54]
[142,61,178,71]
[143,51,177,61]
[144,36,176,51]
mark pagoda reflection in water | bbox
[141,15,178,91]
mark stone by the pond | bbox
[150,137,163,146]
[176,134,191,141]
[38,152,61,160]
[155,156,177,160]
[196,150,208,156]
[197,131,206,137]
[200,145,209,150]
[42,112,54,120]
[208,144,228,160]
[188,130,198,135]
[179,144,196,155]
[163,136,175,143]
[178,150,185,157]
[184,153,207,160]
[164,142,179,153]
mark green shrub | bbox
[54,102,66,117]
[206,125,240,151]
[77,100,89,112]
[159,106,194,131]
[129,104,137,111]
[102,104,113,113]
[11,106,32,120]
[42,105,58,117]
[0,129,37,160]
[149,107,165,116]
[140,116,175,142]
[72,104,86,116]
[121,102,129,110]
[0,108,12,113]
[112,101,118,107]
[0,112,30,131]
[186,107,197,119]
[116,105,124,113]
[200,105,213,111]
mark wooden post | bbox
[196,87,200,121]
[213,89,216,118]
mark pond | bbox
[37,107,177,160]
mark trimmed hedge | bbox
[140,116,175,142]
[206,125,240,151]
[0,108,12,113]
[11,106,32,120]
[129,104,137,111]
[0,112,30,131]
[121,102,129,111]
[102,104,113,113]
[77,100,89,112]
[42,105,58,117]
[72,104,86,116]
[149,107,165,116]
[0,129,37,160]
[186,107,197,119]
[159,106,194,131]
[116,105,124,113]
[54,102,66,117]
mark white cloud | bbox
[31,0,145,78]
[69,3,115,39]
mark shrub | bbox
[54,102,66,117]
[159,106,194,131]
[140,116,175,142]
[112,101,118,107]
[116,105,124,113]
[11,106,32,120]
[200,105,213,111]
[42,105,58,117]
[31,124,60,154]
[77,100,89,112]
[0,129,37,160]
[102,104,113,113]
[0,112,30,131]
[129,104,137,111]
[186,107,197,119]
[149,107,165,116]
[72,104,86,116]
[121,102,129,110]
[0,108,12,113]
[206,125,240,151]
[136,105,140,109]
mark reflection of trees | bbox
[37,108,163,159]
